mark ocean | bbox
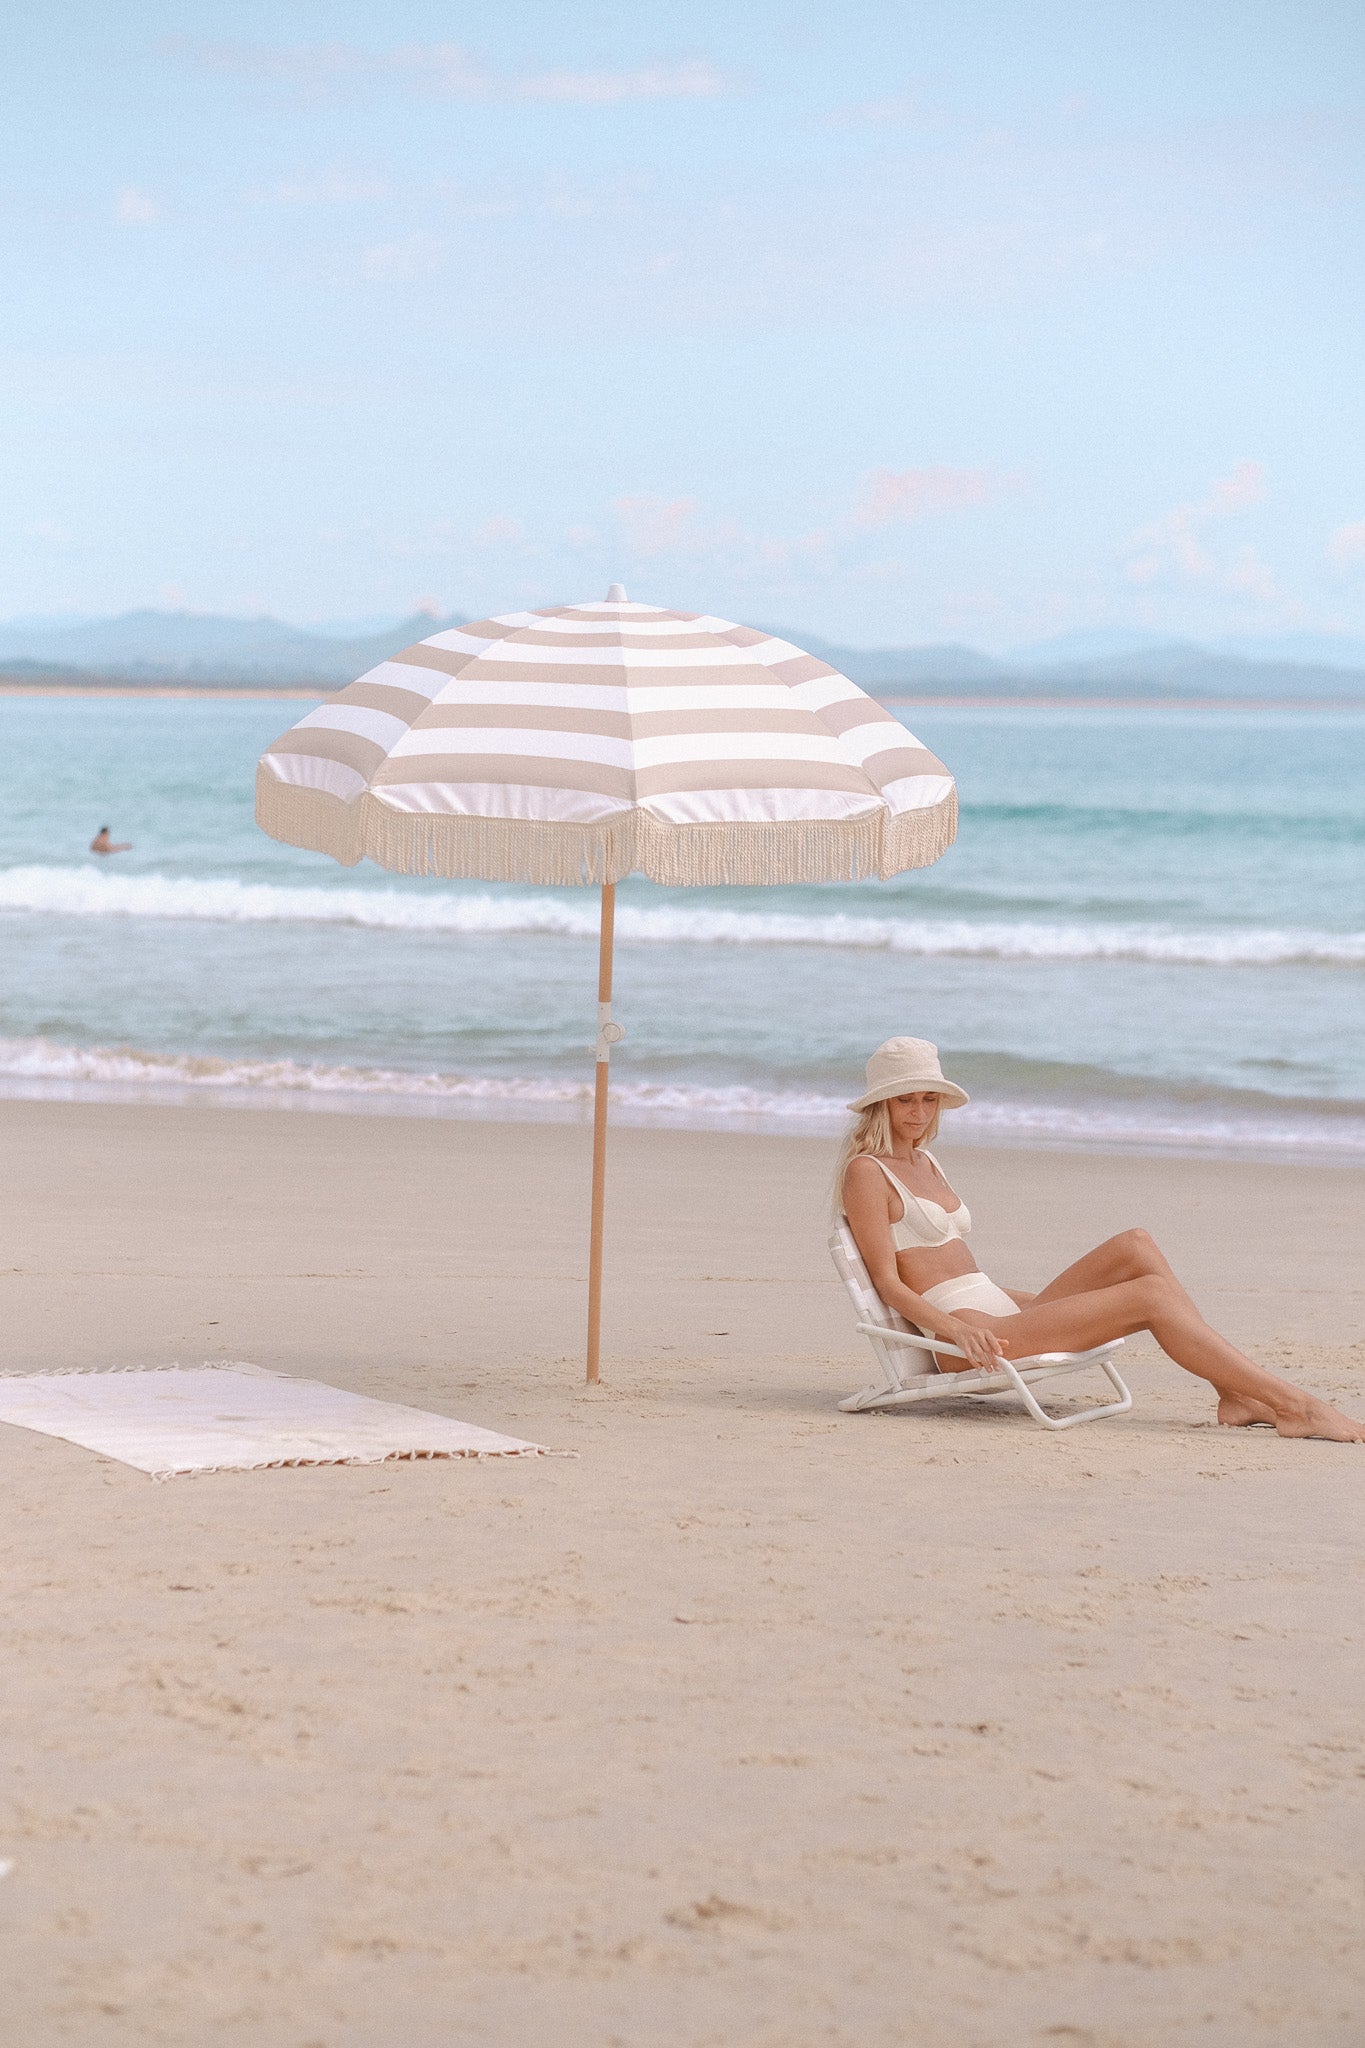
[1,694,1362,1162]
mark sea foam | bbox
[1,1035,1362,1159]
[0,1035,837,1123]
[1,866,1362,968]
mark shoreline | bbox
[879,692,1365,712]
[0,681,323,699]
[1,680,1363,711]
[1,1068,1362,1168]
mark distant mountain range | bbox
[0,609,463,686]
[757,626,1365,699]
[1,609,1363,699]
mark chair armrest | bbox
[855,1322,1126,1369]
[855,1321,963,1358]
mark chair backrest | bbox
[828,1218,917,1334]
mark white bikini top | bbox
[867,1152,972,1252]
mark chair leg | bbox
[1000,1359,1133,1430]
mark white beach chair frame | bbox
[830,1220,1133,1430]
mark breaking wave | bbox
[0,1035,838,1123]
[1,866,1362,968]
[2,1035,1362,1159]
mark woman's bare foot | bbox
[1270,1394,1365,1443]
[1219,1389,1365,1440]
[1218,1393,1278,1429]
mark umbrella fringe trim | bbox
[256,769,957,886]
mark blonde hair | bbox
[832,1096,942,1215]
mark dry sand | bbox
[2,1098,1362,2047]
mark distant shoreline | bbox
[0,680,1361,711]
[0,682,323,699]
[878,693,1365,712]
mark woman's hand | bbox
[943,1319,1008,1372]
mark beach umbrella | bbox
[255,586,957,1380]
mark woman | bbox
[839,1038,1364,1443]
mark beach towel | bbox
[0,1364,546,1478]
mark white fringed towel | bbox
[0,1364,546,1478]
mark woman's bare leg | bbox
[1024,1231,1278,1424]
[1030,1229,1195,1311]
[951,1274,1365,1443]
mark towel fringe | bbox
[148,1444,558,1480]
[0,1361,284,1379]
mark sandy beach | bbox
[2,1098,1362,2045]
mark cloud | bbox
[1222,545,1281,603]
[164,37,732,105]
[853,465,1008,529]
[476,516,523,543]
[1328,520,1365,569]
[114,186,160,226]
[248,171,393,206]
[359,233,445,282]
[614,495,708,557]
[1203,463,1268,515]
[511,60,728,105]
[379,520,459,561]
[1123,461,1270,587]
[828,87,952,131]
[609,467,1009,583]
[612,493,825,575]
[546,177,594,222]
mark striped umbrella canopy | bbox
[256,588,957,1377]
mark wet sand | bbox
[2,1099,1362,2045]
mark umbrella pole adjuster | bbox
[596,1003,625,1062]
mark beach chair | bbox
[829,1220,1133,1430]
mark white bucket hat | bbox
[847,1036,970,1114]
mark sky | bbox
[2,1,1363,649]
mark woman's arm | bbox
[842,1157,1005,1371]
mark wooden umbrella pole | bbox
[585,882,619,1383]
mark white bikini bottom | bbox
[919,1271,1020,1319]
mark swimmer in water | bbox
[90,826,132,855]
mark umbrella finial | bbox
[605,583,627,603]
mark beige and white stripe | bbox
[256,595,956,884]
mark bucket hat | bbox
[847,1036,970,1114]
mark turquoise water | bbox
[0,695,1362,1158]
